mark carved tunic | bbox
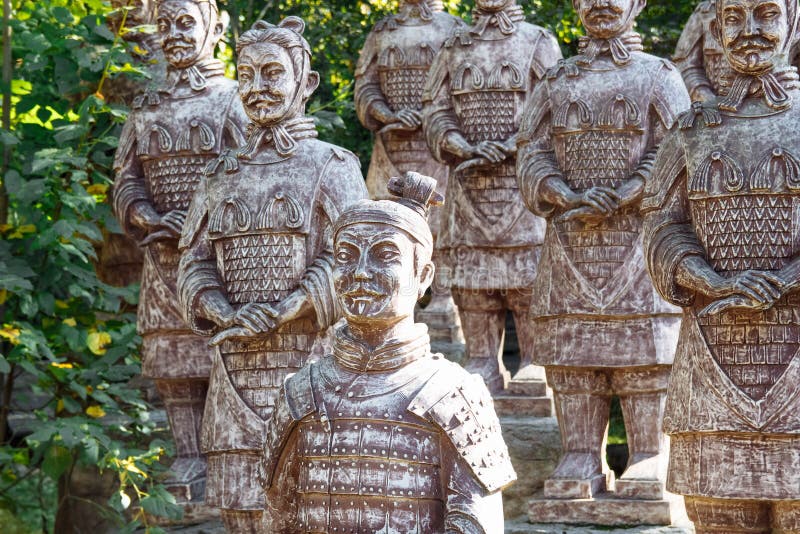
[423,13,561,290]
[264,325,515,533]
[355,6,462,219]
[178,130,367,509]
[643,96,800,499]
[517,50,689,367]
[113,61,246,378]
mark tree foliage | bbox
[1,0,697,531]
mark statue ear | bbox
[304,71,320,98]
[279,15,306,35]
[418,261,435,298]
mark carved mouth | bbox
[344,289,387,315]
[164,42,194,53]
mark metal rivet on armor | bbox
[334,447,338,452]
[335,385,341,392]
[370,487,374,492]
[355,411,361,416]
[372,449,377,453]
[403,454,408,458]
[383,413,389,418]
[382,449,387,454]
[774,148,784,157]
[367,412,372,417]
[338,412,343,416]
[335,461,340,466]
[392,490,397,495]
[421,491,425,496]
[615,94,624,100]
[351,461,356,466]
[352,448,357,453]
[413,455,418,460]
[380,463,385,468]
[347,391,354,398]
[363,448,368,453]
[398,415,403,419]
[361,487,366,492]
[408,491,413,496]
[711,150,721,160]
[366,424,372,429]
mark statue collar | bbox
[205,116,318,174]
[718,66,800,112]
[378,1,443,30]
[333,323,431,373]
[471,4,525,37]
[576,32,643,67]
[166,58,226,92]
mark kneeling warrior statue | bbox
[177,18,367,532]
[262,172,516,532]
[112,0,246,501]
[644,0,800,531]
[517,0,690,499]
[422,0,562,393]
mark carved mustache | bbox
[731,36,778,52]
[163,38,195,51]
[343,284,386,298]
[587,5,623,18]
[244,91,285,106]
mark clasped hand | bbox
[701,270,787,316]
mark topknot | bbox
[387,172,444,219]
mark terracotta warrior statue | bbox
[177,17,367,532]
[99,0,166,288]
[262,172,516,532]
[422,0,562,392]
[643,0,800,530]
[355,0,465,342]
[112,0,246,501]
[517,0,690,500]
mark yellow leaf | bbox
[0,289,7,305]
[17,224,36,234]
[62,318,77,327]
[8,231,22,239]
[0,224,11,232]
[51,362,73,369]
[86,184,108,195]
[121,458,146,477]
[0,325,21,345]
[56,399,64,414]
[132,45,149,56]
[87,331,112,355]
[55,300,69,309]
[86,405,106,418]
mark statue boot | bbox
[220,510,264,533]
[510,307,545,384]
[616,391,668,500]
[155,379,208,502]
[457,306,509,393]
[544,368,613,499]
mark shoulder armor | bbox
[445,29,473,48]
[699,0,715,13]
[546,58,580,80]
[374,14,398,33]
[284,363,317,420]
[204,148,239,175]
[678,101,723,130]
[409,364,516,493]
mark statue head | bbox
[236,17,320,126]
[573,0,647,39]
[108,0,156,41]
[475,0,514,12]
[714,0,799,75]
[332,173,442,328]
[155,0,224,68]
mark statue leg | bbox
[155,378,208,498]
[774,500,800,533]
[452,288,508,393]
[544,367,612,499]
[612,365,670,499]
[507,288,545,382]
[220,510,264,533]
[684,496,770,533]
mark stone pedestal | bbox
[500,416,561,518]
[527,489,689,527]
[506,516,693,534]
[147,499,220,527]
[495,378,553,418]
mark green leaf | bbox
[140,485,183,520]
[42,444,72,479]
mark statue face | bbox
[333,223,421,325]
[719,0,787,74]
[157,0,213,68]
[577,0,638,39]
[475,0,513,12]
[238,42,298,125]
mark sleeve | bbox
[530,29,563,81]
[354,29,387,132]
[299,149,369,330]
[642,130,706,307]
[516,78,563,218]
[421,46,462,165]
[672,3,715,99]
[112,117,149,240]
[444,444,506,534]
[177,176,226,335]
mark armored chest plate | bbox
[143,154,215,213]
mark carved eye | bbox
[335,248,353,264]
[178,15,195,30]
[265,66,285,80]
[375,246,400,262]
[157,19,169,33]
[761,7,780,19]
[239,68,252,82]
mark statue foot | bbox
[544,452,610,499]
[616,452,665,500]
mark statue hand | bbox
[154,210,186,239]
[394,109,422,129]
[712,270,785,306]
[232,302,280,335]
[473,140,508,164]
[579,187,620,215]
[692,86,717,104]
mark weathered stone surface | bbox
[643,0,800,531]
[506,516,693,534]
[262,173,513,532]
[501,416,561,519]
[516,0,690,521]
[422,0,562,395]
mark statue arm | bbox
[642,131,707,306]
[354,31,395,130]
[672,4,716,102]
[177,178,232,335]
[443,452,505,534]
[516,80,574,218]
[112,119,159,240]
[422,49,474,163]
